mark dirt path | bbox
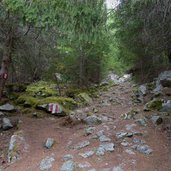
[1,81,171,171]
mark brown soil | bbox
[0,81,171,171]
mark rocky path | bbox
[1,81,171,171]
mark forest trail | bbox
[1,81,171,171]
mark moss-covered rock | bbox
[144,98,162,111]
[77,93,93,105]
[16,95,77,110]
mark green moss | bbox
[16,95,39,107]
[144,98,162,111]
[77,93,93,105]
[26,81,58,97]
[38,96,77,110]
[16,94,77,110]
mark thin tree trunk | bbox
[0,30,13,99]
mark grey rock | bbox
[133,145,153,155]
[139,85,147,96]
[113,166,124,171]
[88,169,96,171]
[79,151,94,158]
[160,100,171,112]
[2,118,13,130]
[63,154,73,161]
[151,115,163,125]
[75,140,90,149]
[158,70,171,87]
[85,127,95,135]
[39,156,55,170]
[8,132,28,164]
[0,103,15,112]
[121,141,129,147]
[45,138,55,149]
[60,160,75,171]
[99,135,111,142]
[96,146,105,156]
[125,149,135,155]
[153,82,163,96]
[132,138,145,144]
[96,130,105,137]
[78,161,91,169]
[116,132,127,139]
[136,118,147,126]
[84,115,102,125]
[116,132,133,139]
[100,143,115,152]
[96,143,115,156]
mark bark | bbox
[168,47,171,63]
[0,30,13,99]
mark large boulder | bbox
[158,70,171,87]
[0,103,16,112]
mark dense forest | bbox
[0,0,171,95]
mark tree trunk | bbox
[0,31,13,99]
[168,47,171,63]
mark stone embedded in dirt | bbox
[121,141,129,147]
[8,131,28,163]
[63,154,73,161]
[88,169,96,171]
[99,135,111,142]
[158,70,171,87]
[138,84,147,96]
[125,124,136,131]
[116,132,133,139]
[96,143,115,156]
[39,155,55,170]
[75,140,90,149]
[151,115,163,125]
[132,138,145,144]
[96,130,105,137]
[0,103,16,112]
[132,145,153,155]
[85,127,95,135]
[113,166,124,171]
[79,151,94,158]
[96,146,105,156]
[144,98,162,111]
[60,160,75,171]
[83,115,102,126]
[135,118,147,126]
[160,100,171,113]
[2,117,13,131]
[77,161,91,169]
[125,149,135,155]
[45,138,55,149]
